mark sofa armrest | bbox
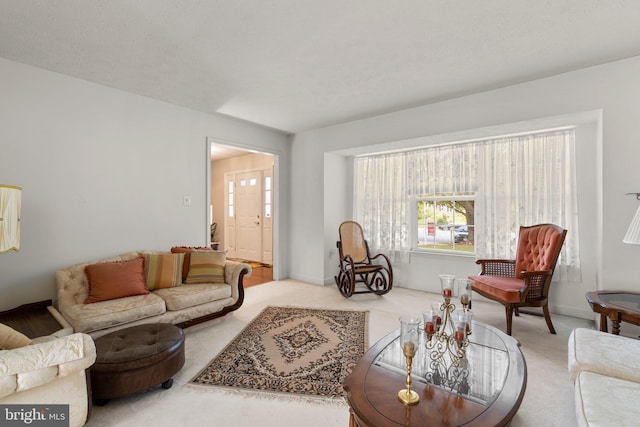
[0,333,96,399]
[224,260,252,302]
[568,328,640,384]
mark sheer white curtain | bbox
[407,143,477,196]
[474,129,580,281]
[353,128,581,281]
[353,152,409,262]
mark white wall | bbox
[323,153,351,278]
[290,55,640,320]
[0,58,289,311]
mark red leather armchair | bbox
[469,224,567,336]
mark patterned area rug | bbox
[188,306,368,403]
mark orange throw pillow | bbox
[84,257,149,304]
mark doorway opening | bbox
[207,138,277,287]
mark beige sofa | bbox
[0,332,96,427]
[568,328,640,426]
[53,251,251,338]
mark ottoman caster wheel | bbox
[161,378,173,389]
[94,399,110,406]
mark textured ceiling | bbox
[1,1,640,134]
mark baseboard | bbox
[549,303,594,320]
[288,273,326,286]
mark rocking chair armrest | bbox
[475,259,515,277]
[370,253,393,271]
[341,254,356,268]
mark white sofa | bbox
[54,251,251,338]
[0,333,96,427]
[568,328,640,427]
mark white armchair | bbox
[0,333,96,427]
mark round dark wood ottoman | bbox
[91,323,185,405]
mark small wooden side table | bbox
[585,291,640,335]
[0,299,66,338]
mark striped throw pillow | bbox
[170,246,212,281]
[185,250,226,284]
[144,253,185,290]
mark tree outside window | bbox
[417,194,475,253]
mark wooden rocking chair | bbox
[334,221,393,298]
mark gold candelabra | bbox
[423,276,473,395]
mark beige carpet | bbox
[86,280,594,427]
[188,306,367,402]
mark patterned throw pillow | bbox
[84,257,149,304]
[185,250,226,284]
[144,253,185,290]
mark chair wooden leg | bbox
[505,306,514,336]
[543,303,556,334]
[347,270,355,297]
[514,307,520,317]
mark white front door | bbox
[235,171,263,261]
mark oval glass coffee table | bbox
[344,321,527,427]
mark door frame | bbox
[206,137,281,280]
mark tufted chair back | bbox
[515,224,566,275]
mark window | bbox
[264,176,272,218]
[353,128,580,280]
[417,194,475,253]
[228,181,234,217]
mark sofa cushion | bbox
[568,328,640,383]
[84,257,149,304]
[153,283,232,311]
[62,293,166,334]
[143,252,185,290]
[170,246,212,281]
[185,250,226,284]
[574,371,640,427]
[0,323,32,350]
